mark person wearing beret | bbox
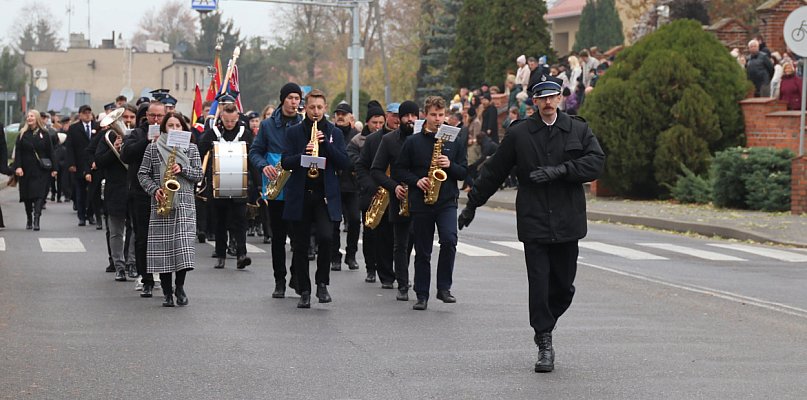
[458,74,605,373]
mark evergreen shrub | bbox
[670,164,712,204]
[711,147,794,211]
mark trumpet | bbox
[307,119,319,179]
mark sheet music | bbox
[148,125,160,140]
[436,124,461,142]
[301,155,326,170]
[414,119,425,134]
[167,130,192,149]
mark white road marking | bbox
[0,237,5,251]
[39,238,86,253]
[491,241,523,251]
[580,261,807,319]
[707,243,807,263]
[207,241,266,254]
[638,243,745,261]
[579,241,667,260]
[437,241,505,257]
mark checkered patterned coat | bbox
[137,143,203,274]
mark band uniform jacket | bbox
[467,111,605,243]
[197,123,254,203]
[13,128,56,201]
[94,129,129,218]
[137,142,203,274]
[121,122,151,198]
[355,129,387,211]
[281,117,349,222]
[65,120,100,175]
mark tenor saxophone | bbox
[307,119,319,179]
[423,138,447,205]
[365,167,391,229]
[263,160,291,201]
[399,184,409,217]
[157,147,181,217]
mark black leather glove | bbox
[529,164,567,184]
[458,207,476,230]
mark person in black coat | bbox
[0,123,12,229]
[458,75,605,373]
[64,104,100,226]
[281,89,349,308]
[329,102,361,272]
[12,110,57,231]
[392,96,467,311]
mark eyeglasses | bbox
[147,113,165,119]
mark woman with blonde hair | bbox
[12,110,57,230]
[567,55,582,89]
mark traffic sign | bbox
[0,91,17,101]
[191,0,218,12]
[784,6,807,56]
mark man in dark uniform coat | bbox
[458,75,605,373]
[330,101,361,272]
[64,105,99,226]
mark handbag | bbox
[34,151,52,170]
[7,175,17,187]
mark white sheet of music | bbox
[148,125,160,140]
[167,130,192,150]
[414,120,425,134]
[436,124,461,142]
[301,155,326,170]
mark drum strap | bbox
[212,126,246,142]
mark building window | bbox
[183,68,188,91]
[193,68,197,89]
[175,67,180,90]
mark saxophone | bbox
[365,167,391,229]
[399,184,409,217]
[157,147,181,217]
[307,119,319,179]
[423,138,447,205]
[263,160,291,201]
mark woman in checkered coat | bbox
[138,112,203,307]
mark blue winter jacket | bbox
[248,108,303,201]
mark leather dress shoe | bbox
[214,257,225,269]
[272,284,285,299]
[381,282,394,289]
[162,289,175,307]
[87,217,96,225]
[413,298,428,310]
[297,291,311,308]
[345,257,359,270]
[175,285,189,306]
[330,260,341,271]
[115,270,127,282]
[141,282,154,298]
[96,220,103,230]
[105,264,116,273]
[236,255,251,269]
[436,290,456,303]
[78,220,86,227]
[365,272,376,283]
[316,283,332,303]
[197,232,206,243]
[307,249,316,261]
[396,289,409,301]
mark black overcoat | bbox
[95,129,129,217]
[12,128,55,202]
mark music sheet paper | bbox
[300,155,327,170]
[148,125,160,140]
[414,119,425,134]
[435,124,461,142]
[167,130,192,150]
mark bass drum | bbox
[212,141,248,198]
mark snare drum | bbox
[212,141,248,198]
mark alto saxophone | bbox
[157,147,181,217]
[365,166,391,229]
[307,119,319,179]
[399,184,409,217]
[263,160,291,201]
[423,138,447,205]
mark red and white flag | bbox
[230,64,243,113]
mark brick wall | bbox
[740,98,803,152]
[759,0,806,53]
[793,156,807,214]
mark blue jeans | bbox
[411,206,457,299]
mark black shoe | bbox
[26,216,32,230]
[50,195,55,201]
[115,270,127,281]
[413,298,428,310]
[436,290,456,303]
[247,226,255,237]
[396,289,409,301]
[272,284,285,299]
[78,220,86,227]
[32,216,40,231]
[105,264,116,273]
[162,287,175,307]
[236,255,251,269]
[263,236,271,244]
[214,258,225,269]
[330,260,341,271]
[96,220,103,230]
[87,217,96,225]
[197,232,206,243]
[227,239,237,256]
[141,282,153,298]
[175,285,188,306]
[127,264,138,278]
[534,332,555,373]
[297,291,311,308]
[57,198,62,203]
[365,271,376,283]
[381,282,394,289]
[307,249,316,261]
[315,284,331,303]
[345,257,359,270]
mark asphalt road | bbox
[2,187,807,399]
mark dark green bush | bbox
[670,164,712,204]
[711,147,793,211]
[711,147,748,208]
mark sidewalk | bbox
[459,187,807,248]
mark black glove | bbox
[458,207,476,230]
[529,164,567,184]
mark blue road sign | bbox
[191,0,218,12]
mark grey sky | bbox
[0,0,286,48]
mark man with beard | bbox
[457,74,605,372]
[348,101,394,286]
[249,83,304,298]
[370,100,419,300]
[198,95,253,270]
[330,101,361,272]
[281,89,349,308]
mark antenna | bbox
[66,0,73,44]
[87,0,91,47]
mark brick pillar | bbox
[792,156,807,214]
[590,179,615,197]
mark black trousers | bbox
[267,200,292,285]
[289,191,333,293]
[195,197,208,236]
[523,241,579,334]
[360,212,377,273]
[87,174,102,222]
[211,199,247,257]
[129,194,153,285]
[259,201,271,239]
[159,270,187,288]
[24,198,44,218]
[392,220,414,289]
[411,207,457,299]
[73,174,88,222]
[369,215,395,284]
[331,191,360,262]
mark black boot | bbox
[316,283,332,303]
[141,282,154,298]
[330,259,342,271]
[272,283,285,299]
[534,332,555,373]
[214,257,225,269]
[175,285,188,306]
[365,270,376,283]
[32,215,41,231]
[26,213,33,230]
[237,255,251,269]
[413,297,428,311]
[162,286,175,307]
[345,256,359,270]
[297,291,311,308]
[396,287,409,301]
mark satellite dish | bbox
[120,87,134,101]
[35,79,48,92]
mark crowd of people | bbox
[733,36,805,109]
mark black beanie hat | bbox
[398,100,419,117]
[366,100,385,122]
[279,82,303,104]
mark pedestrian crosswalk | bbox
[2,235,807,264]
